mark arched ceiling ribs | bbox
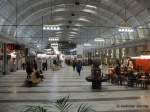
[8,7,117,37]
[7,0,132,25]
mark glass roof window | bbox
[86,5,97,9]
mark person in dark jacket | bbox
[26,62,32,79]
[115,60,122,85]
[91,62,101,80]
[72,59,76,71]
[76,60,83,76]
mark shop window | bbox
[116,49,119,59]
[122,48,125,58]
[137,26,145,38]
[147,23,150,34]
[128,32,134,40]
[120,33,126,42]
[143,24,150,37]
[132,29,139,39]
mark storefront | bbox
[6,44,26,72]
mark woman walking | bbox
[76,60,83,76]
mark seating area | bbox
[107,66,150,89]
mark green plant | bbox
[21,96,96,112]
[54,96,72,112]
[22,105,47,112]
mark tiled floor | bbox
[0,66,150,112]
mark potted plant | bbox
[21,96,96,112]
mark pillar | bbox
[2,43,7,75]
[113,49,116,59]
[125,48,129,57]
[119,48,122,59]
[16,51,19,70]
[129,47,136,57]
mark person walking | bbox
[115,60,122,85]
[72,59,76,71]
[45,60,48,70]
[76,60,83,76]
[26,62,32,79]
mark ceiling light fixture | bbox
[49,38,59,41]
[43,25,61,31]
[118,3,134,33]
[51,43,59,46]
[37,45,40,48]
[118,27,134,32]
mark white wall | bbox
[76,45,83,55]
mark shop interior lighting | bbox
[43,25,61,31]
[37,45,40,48]
[51,43,59,46]
[70,48,76,52]
[94,38,105,42]
[131,55,150,59]
[10,52,16,58]
[83,43,91,47]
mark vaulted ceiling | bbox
[0,0,150,49]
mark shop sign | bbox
[6,44,22,50]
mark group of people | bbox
[108,59,135,86]
[25,60,44,86]
[72,59,102,80]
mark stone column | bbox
[119,48,122,59]
[113,49,116,59]
[124,48,129,57]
